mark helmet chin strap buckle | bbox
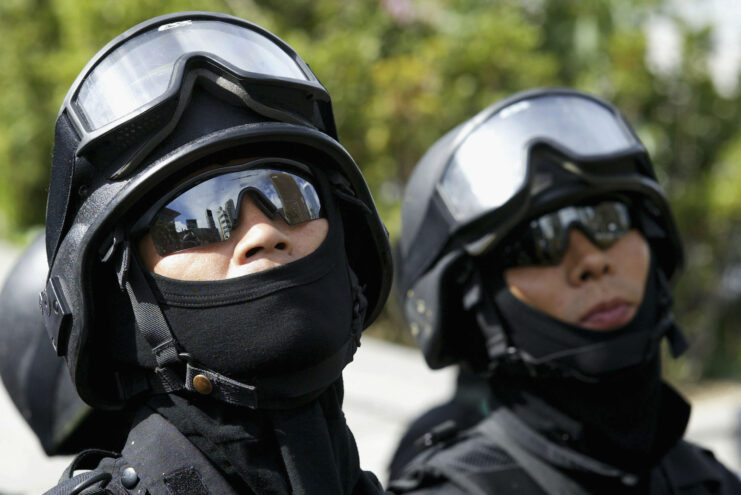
[39,276,72,356]
[183,362,259,409]
[463,270,510,364]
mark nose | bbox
[565,229,612,285]
[230,196,292,264]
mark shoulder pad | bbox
[389,422,546,494]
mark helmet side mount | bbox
[40,276,73,356]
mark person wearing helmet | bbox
[0,233,130,457]
[39,12,392,495]
[388,88,741,494]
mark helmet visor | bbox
[147,166,322,256]
[75,19,311,131]
[439,93,641,223]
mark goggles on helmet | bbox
[135,163,322,256]
[439,93,643,226]
[495,201,632,268]
[62,13,336,176]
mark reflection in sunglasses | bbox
[149,169,321,256]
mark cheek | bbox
[291,218,328,257]
[611,231,651,299]
[151,250,230,281]
[150,250,230,281]
[138,231,232,281]
[504,267,576,320]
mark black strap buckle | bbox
[185,362,259,409]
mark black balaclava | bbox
[124,166,381,494]
[146,170,354,388]
[488,261,690,474]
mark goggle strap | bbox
[235,85,314,129]
[204,71,316,129]
[108,104,185,180]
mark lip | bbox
[579,298,636,330]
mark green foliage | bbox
[1,0,740,380]
[0,0,249,234]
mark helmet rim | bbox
[48,122,392,408]
[398,87,684,371]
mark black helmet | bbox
[397,88,684,371]
[42,12,392,409]
[0,234,130,454]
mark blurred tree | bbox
[0,0,263,236]
[0,0,739,380]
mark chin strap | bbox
[468,265,688,383]
[109,236,365,410]
[114,240,263,407]
[462,270,510,367]
[115,241,183,393]
[655,268,688,358]
[111,241,272,408]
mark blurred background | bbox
[1,0,740,492]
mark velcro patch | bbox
[163,467,209,495]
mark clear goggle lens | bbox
[75,19,310,131]
[440,94,640,223]
[497,201,632,268]
[148,167,322,256]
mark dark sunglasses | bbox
[140,165,323,256]
[495,201,632,268]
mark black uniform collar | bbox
[489,381,691,479]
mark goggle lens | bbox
[498,201,632,268]
[75,19,310,131]
[440,94,639,223]
[148,168,322,256]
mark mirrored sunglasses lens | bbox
[149,169,321,256]
[587,202,631,247]
[519,202,631,266]
[268,171,321,224]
